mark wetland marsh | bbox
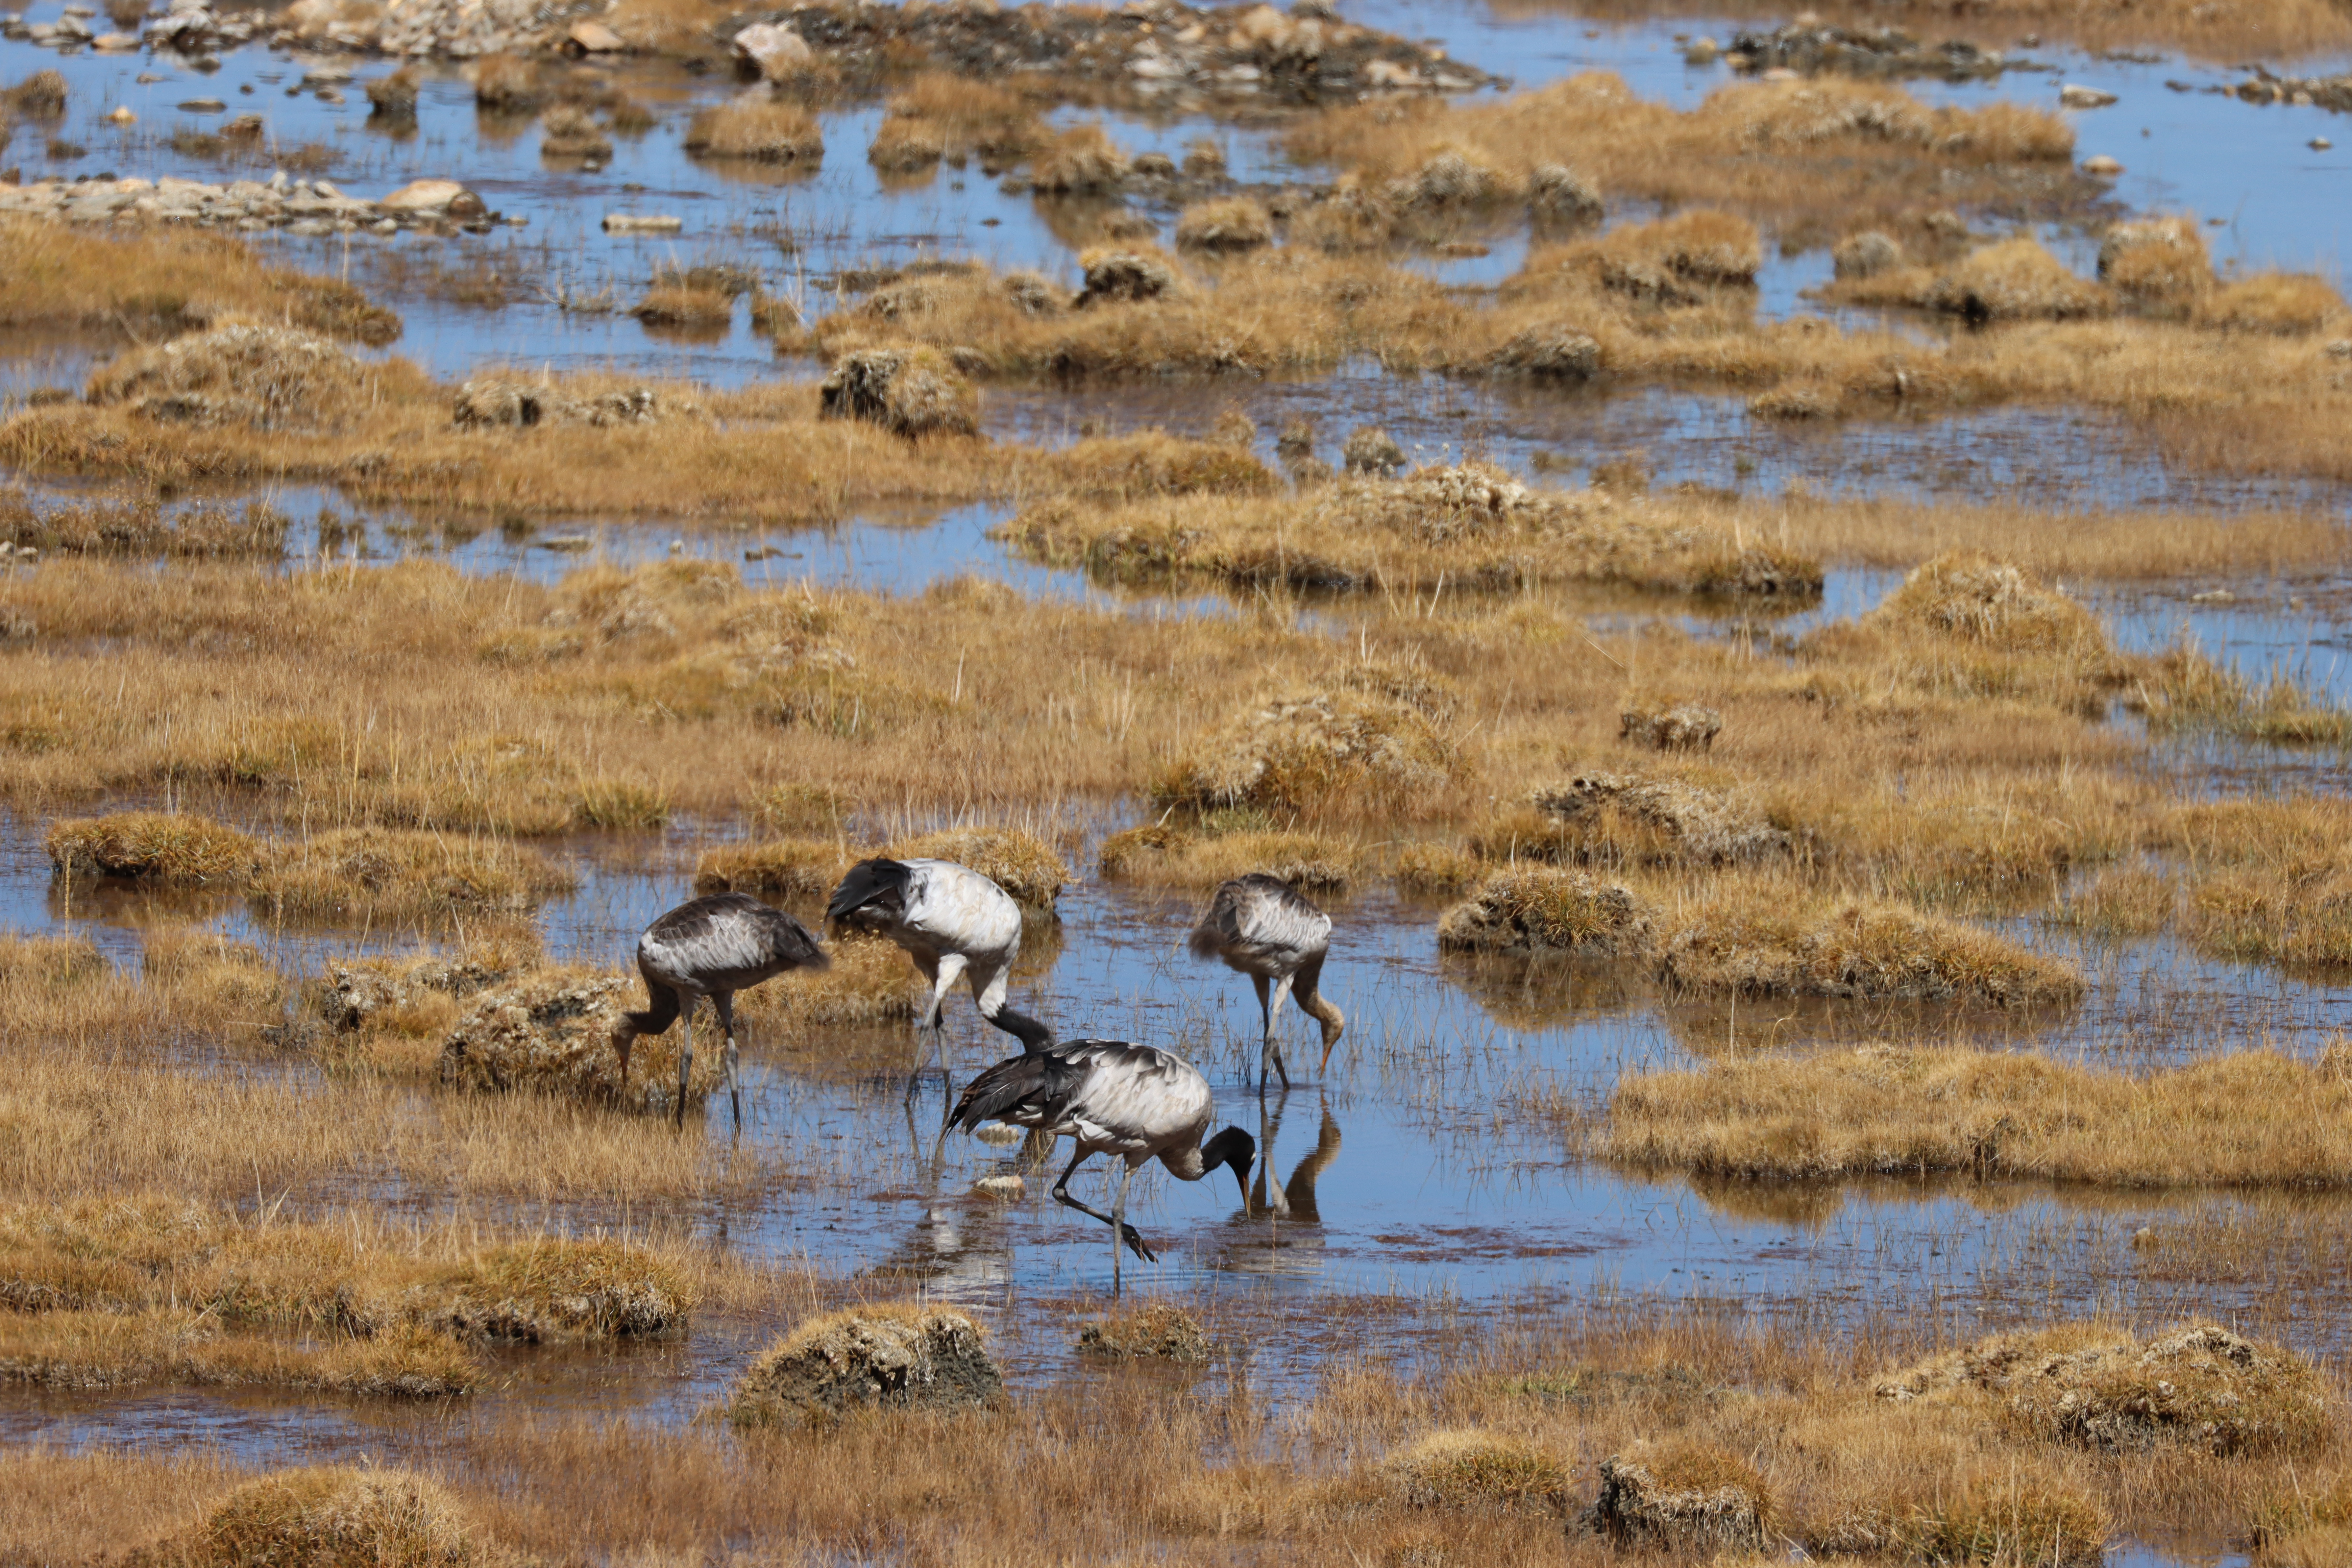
[3,0,2352,1561]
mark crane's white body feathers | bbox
[826,855,1054,1059]
[1040,1041,1217,1175]
[888,858,1024,967]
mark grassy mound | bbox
[1607,1044,2352,1187]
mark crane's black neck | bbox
[990,1005,1057,1054]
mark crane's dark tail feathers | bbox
[825,857,912,926]
[1184,924,1223,961]
[948,1047,1088,1134]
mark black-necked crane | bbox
[825,856,1054,1102]
[1187,873,1345,1094]
[948,1038,1253,1294]
[613,891,829,1131]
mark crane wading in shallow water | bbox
[614,891,830,1130]
[949,1038,1253,1294]
[1187,874,1345,1094]
[825,856,1055,1103]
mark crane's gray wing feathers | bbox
[641,892,828,987]
[1188,874,1331,964]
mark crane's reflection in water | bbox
[1221,1093,1342,1278]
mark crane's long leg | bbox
[906,952,963,1104]
[713,990,743,1133]
[1250,974,1272,1092]
[673,1000,695,1131]
[1264,975,1295,1095]
[1111,1160,1138,1298]
[1051,1146,1155,1265]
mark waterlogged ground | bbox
[1,6,2351,1554]
[5,804,2352,1478]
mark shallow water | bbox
[4,2,2352,1518]
[7,793,2352,1464]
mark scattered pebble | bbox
[105,105,134,124]
[2081,154,2125,175]
[603,213,683,234]
[2314,137,2334,150]
[2059,83,2117,108]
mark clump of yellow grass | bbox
[1606,1042,2352,1186]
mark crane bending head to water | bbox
[948,1038,1252,1294]
[826,856,1055,1103]
[614,891,829,1130]
[1187,873,1344,1094]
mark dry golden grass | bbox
[1653,876,2083,1006]
[997,462,1822,601]
[3,1305,2343,1566]
[1512,0,2352,63]
[1099,822,1360,894]
[867,72,1044,171]
[0,217,400,345]
[1606,1043,2352,1187]
[1285,74,2075,240]
[47,813,571,926]
[162,1466,517,1568]
[0,1198,694,1397]
[683,94,823,163]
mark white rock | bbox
[2081,154,2124,176]
[602,213,682,233]
[731,20,811,79]
[2059,83,2117,108]
[378,176,469,212]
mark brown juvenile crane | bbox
[613,891,829,1130]
[1187,873,1344,1094]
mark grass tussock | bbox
[1153,679,1464,823]
[1099,822,1359,895]
[867,73,1043,171]
[684,94,823,163]
[49,814,570,927]
[0,217,400,345]
[1879,1322,2330,1455]
[163,1465,518,1568]
[729,1303,1001,1428]
[1655,879,2082,1006]
[1285,73,2074,238]
[997,462,1822,601]
[1606,1043,2352,1189]
[695,837,847,900]
[0,1200,692,1398]
[1438,867,1656,956]
[46,812,260,884]
[0,490,290,561]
